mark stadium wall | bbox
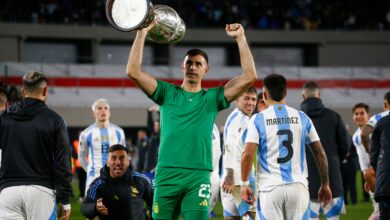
[1,22,390,66]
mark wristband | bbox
[240,180,250,186]
[62,204,71,210]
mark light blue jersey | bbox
[368,110,390,128]
[222,108,255,184]
[353,127,370,171]
[245,104,320,191]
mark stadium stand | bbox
[1,0,390,30]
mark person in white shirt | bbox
[352,103,379,220]
[78,98,126,194]
[221,87,257,220]
[241,74,332,220]
[209,123,222,215]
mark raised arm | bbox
[308,140,332,205]
[126,24,158,96]
[224,23,257,102]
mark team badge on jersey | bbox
[102,135,108,142]
[130,186,139,197]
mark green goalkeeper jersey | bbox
[149,80,230,171]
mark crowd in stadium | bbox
[1,0,390,30]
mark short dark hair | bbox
[352,102,370,114]
[263,73,286,102]
[257,92,263,101]
[303,81,319,90]
[22,71,48,93]
[109,144,129,154]
[384,91,390,104]
[302,81,320,98]
[186,49,208,64]
[246,87,257,94]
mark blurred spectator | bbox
[7,86,21,105]
[136,129,149,172]
[125,138,137,169]
[146,106,160,173]
[1,0,389,30]
[71,133,86,203]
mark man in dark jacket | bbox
[371,114,390,220]
[82,144,154,220]
[301,81,348,220]
[0,71,72,219]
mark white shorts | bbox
[0,185,56,220]
[209,172,220,212]
[310,196,346,219]
[222,182,257,217]
[257,183,309,220]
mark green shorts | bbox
[152,167,211,219]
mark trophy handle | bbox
[146,5,186,44]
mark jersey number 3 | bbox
[277,129,293,164]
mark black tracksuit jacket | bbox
[81,165,154,220]
[0,97,72,204]
[301,97,348,199]
[371,114,390,202]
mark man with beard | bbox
[126,22,257,219]
[81,144,153,220]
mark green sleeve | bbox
[215,86,230,111]
[148,80,172,105]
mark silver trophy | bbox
[106,0,186,44]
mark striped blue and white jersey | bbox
[245,104,320,191]
[212,123,221,176]
[222,108,255,185]
[352,127,370,171]
[368,110,390,128]
[79,123,126,178]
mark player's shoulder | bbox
[109,123,124,131]
[132,171,153,186]
[376,114,390,127]
[370,110,389,121]
[90,177,105,189]
[226,108,240,120]
[81,123,97,135]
